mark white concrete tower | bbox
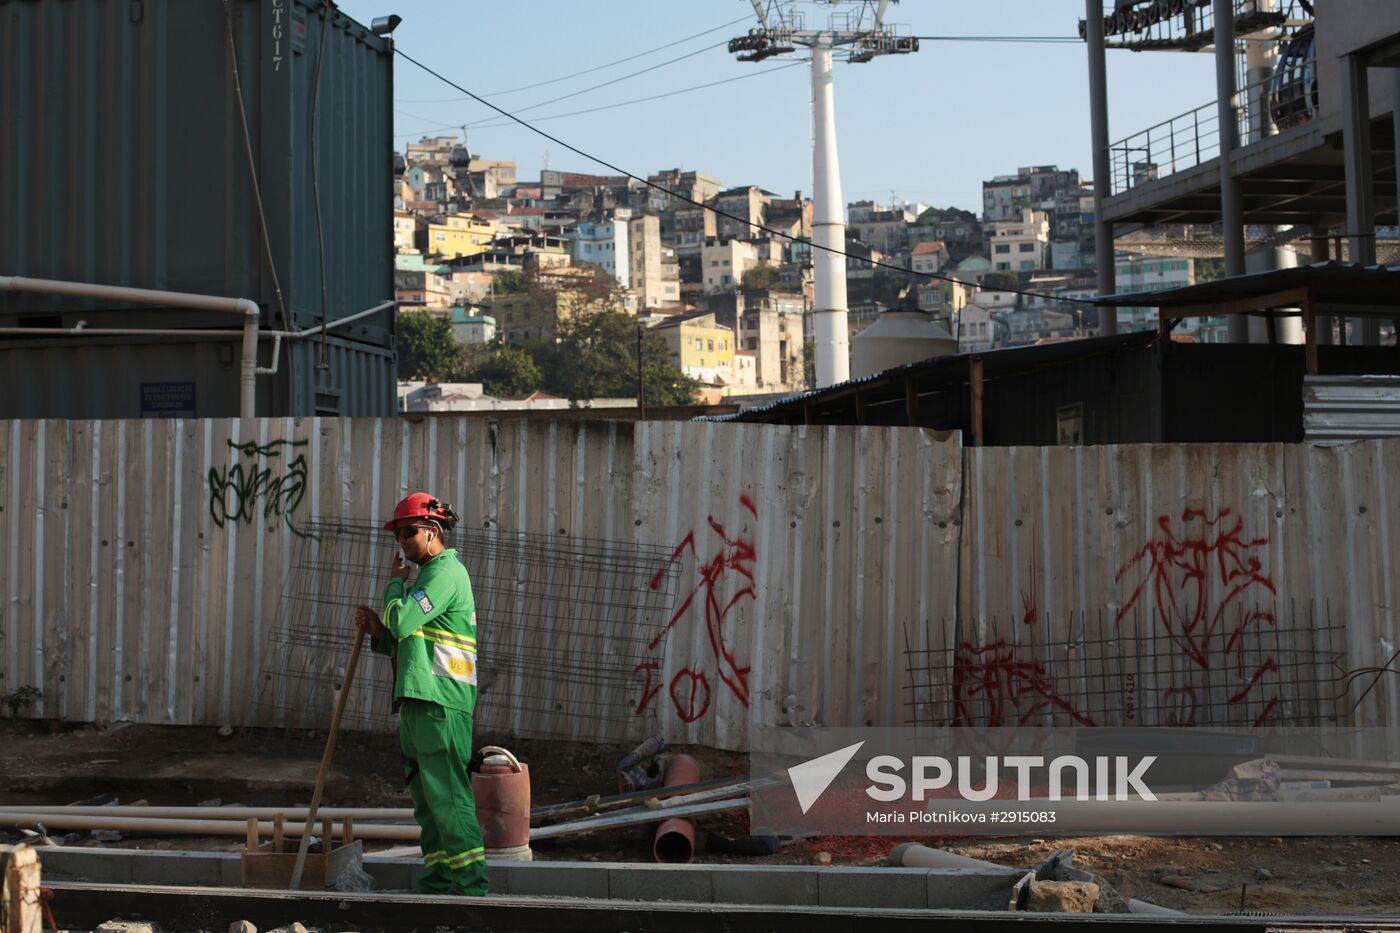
[730,1,918,388]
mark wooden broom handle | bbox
[289,626,365,889]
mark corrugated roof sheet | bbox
[696,332,1156,422]
[1093,262,1400,309]
[1304,375,1400,441]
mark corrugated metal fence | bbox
[1304,376,1400,442]
[1,419,1395,749]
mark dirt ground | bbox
[3,720,1399,916]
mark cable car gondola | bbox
[1269,23,1318,130]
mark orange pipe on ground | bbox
[652,754,700,863]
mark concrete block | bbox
[140,851,225,887]
[927,868,1025,910]
[506,862,609,899]
[485,861,510,896]
[710,865,820,906]
[819,866,928,909]
[39,849,133,884]
[361,858,414,892]
[221,855,244,887]
[607,864,712,903]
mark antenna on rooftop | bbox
[730,1,918,388]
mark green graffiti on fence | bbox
[208,439,313,538]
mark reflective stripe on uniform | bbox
[446,847,485,868]
[417,625,476,649]
[422,849,448,865]
[411,626,478,683]
[429,640,477,684]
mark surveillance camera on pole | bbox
[731,1,918,389]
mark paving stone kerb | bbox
[818,866,930,909]
[37,848,1024,909]
[709,864,821,906]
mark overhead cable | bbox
[461,41,730,129]
[395,15,753,103]
[394,48,1099,306]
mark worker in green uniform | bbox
[354,492,488,897]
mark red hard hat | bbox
[384,492,453,530]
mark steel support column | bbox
[1309,223,1334,345]
[1341,52,1379,345]
[1086,0,1117,336]
[1213,0,1248,343]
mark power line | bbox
[398,41,734,137]
[393,48,1100,307]
[461,41,730,129]
[395,15,753,103]
[464,64,804,132]
[393,64,801,140]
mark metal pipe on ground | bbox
[0,806,414,821]
[652,754,699,863]
[0,812,418,841]
[3,796,753,846]
[887,842,1003,871]
[532,797,749,842]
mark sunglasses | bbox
[394,524,432,541]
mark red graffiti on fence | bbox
[1019,542,1038,626]
[634,495,757,723]
[1115,507,1279,725]
[952,638,1098,727]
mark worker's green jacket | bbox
[370,549,478,714]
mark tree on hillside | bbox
[397,311,466,381]
[567,265,627,307]
[979,271,1019,293]
[536,309,700,407]
[463,346,543,398]
[490,268,533,296]
[741,261,783,291]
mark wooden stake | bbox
[289,627,365,889]
[1,845,42,933]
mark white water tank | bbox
[850,310,958,378]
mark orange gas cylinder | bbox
[472,745,531,855]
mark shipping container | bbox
[0,0,396,416]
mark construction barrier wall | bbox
[0,419,1394,750]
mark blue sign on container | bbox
[140,382,196,417]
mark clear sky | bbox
[338,1,1218,212]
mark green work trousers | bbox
[399,699,489,896]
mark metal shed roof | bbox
[696,332,1156,423]
[1092,261,1400,315]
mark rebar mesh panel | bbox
[903,602,1351,729]
[258,521,679,738]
